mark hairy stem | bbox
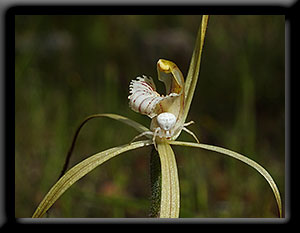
[149,146,161,217]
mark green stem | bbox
[149,146,161,217]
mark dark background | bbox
[15,15,285,218]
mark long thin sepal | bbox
[157,141,180,218]
[59,113,150,179]
[169,140,282,218]
[32,140,152,218]
[182,15,209,124]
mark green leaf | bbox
[182,15,209,124]
[157,141,180,218]
[169,140,282,218]
[32,140,152,218]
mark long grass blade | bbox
[32,140,152,218]
[169,140,282,218]
[157,141,180,218]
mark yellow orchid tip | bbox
[157,59,171,73]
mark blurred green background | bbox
[15,15,285,218]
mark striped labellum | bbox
[128,75,163,118]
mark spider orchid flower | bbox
[128,59,199,150]
[32,16,282,218]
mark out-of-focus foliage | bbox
[15,15,285,218]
